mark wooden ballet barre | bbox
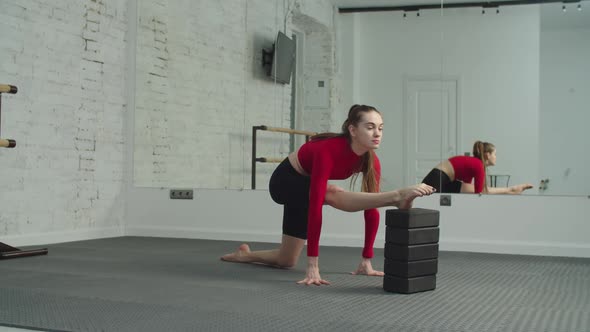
[0,84,18,145]
[0,84,18,94]
[252,125,317,189]
[0,138,16,148]
[0,84,47,259]
[255,125,317,137]
[255,157,284,163]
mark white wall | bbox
[337,6,540,191]
[539,27,590,196]
[126,188,590,258]
[0,0,127,245]
[439,7,540,188]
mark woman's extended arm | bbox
[462,182,533,194]
[486,183,533,194]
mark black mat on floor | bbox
[0,237,589,332]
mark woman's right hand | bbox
[510,183,534,194]
[297,257,330,286]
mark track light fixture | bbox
[339,0,585,15]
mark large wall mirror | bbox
[537,1,589,196]
[439,1,590,196]
[133,0,334,190]
[338,0,589,196]
[133,0,589,197]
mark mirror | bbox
[134,0,589,196]
[436,1,590,196]
[133,1,288,190]
[133,1,333,190]
[537,1,590,196]
[337,0,589,196]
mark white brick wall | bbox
[0,0,127,242]
[0,0,336,243]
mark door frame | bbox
[402,75,462,186]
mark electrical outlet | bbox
[170,189,193,200]
[440,194,451,206]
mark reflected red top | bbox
[449,156,485,193]
[298,136,381,257]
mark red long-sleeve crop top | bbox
[448,156,485,193]
[297,136,381,257]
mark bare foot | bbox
[350,258,385,277]
[398,184,435,209]
[220,243,252,263]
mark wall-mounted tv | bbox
[262,31,296,84]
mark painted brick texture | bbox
[0,0,127,237]
[134,0,335,189]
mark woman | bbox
[422,141,533,194]
[221,104,435,286]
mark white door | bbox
[404,77,458,186]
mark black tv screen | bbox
[269,31,295,84]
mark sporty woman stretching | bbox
[422,141,533,194]
[221,104,435,286]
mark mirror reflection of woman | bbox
[221,104,435,287]
[422,141,533,194]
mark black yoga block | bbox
[384,243,439,261]
[386,227,439,245]
[383,274,436,294]
[384,258,438,278]
[385,208,439,228]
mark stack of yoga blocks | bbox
[383,208,440,294]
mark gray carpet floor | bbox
[0,236,589,332]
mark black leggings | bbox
[422,168,462,193]
[268,158,310,239]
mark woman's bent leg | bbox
[220,234,305,268]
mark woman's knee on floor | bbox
[277,254,298,268]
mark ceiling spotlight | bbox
[482,8,486,14]
[562,4,567,12]
[496,8,500,14]
[417,11,420,17]
[403,12,407,18]
[578,3,582,11]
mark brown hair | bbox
[311,104,381,193]
[472,141,495,193]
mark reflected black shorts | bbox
[422,168,462,193]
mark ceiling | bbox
[330,0,520,8]
[330,0,590,29]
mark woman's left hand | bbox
[351,258,384,276]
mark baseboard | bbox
[14,225,583,259]
[440,238,590,258]
[125,225,376,248]
[125,225,283,244]
[125,226,590,258]
[0,227,125,247]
